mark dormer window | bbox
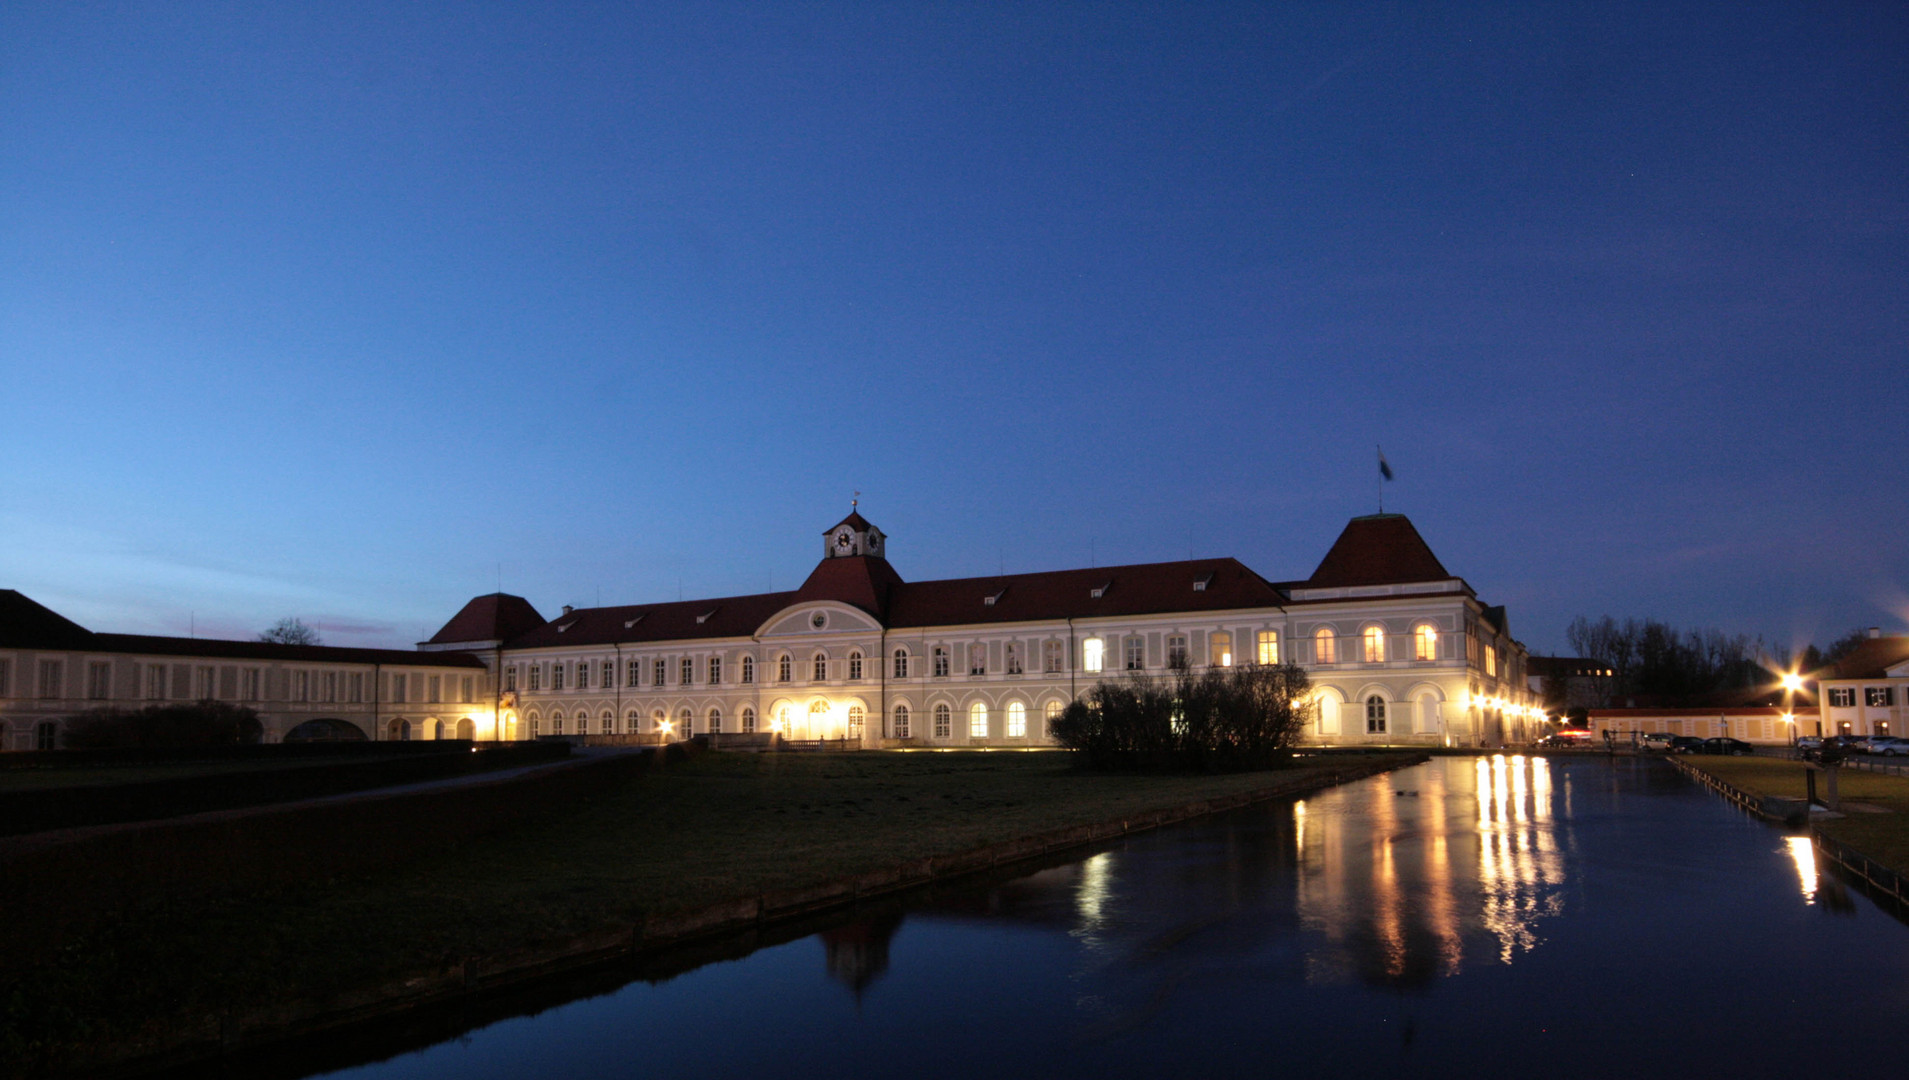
[1193,573,1213,592]
[985,587,1006,607]
[1090,581,1111,599]
[624,614,645,629]
[696,609,717,625]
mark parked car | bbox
[1641,733,1675,751]
[1796,736,1822,750]
[1668,736,1706,754]
[1699,737,1752,756]
[1835,735,1874,754]
[1866,736,1909,757]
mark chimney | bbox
[563,605,574,616]
[1868,627,1882,639]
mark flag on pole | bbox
[1378,447,1394,481]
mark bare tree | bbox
[258,617,322,646]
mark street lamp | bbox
[1781,671,1802,747]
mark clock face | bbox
[866,533,880,550]
[835,531,853,552]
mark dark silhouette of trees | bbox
[258,617,322,646]
[62,701,264,748]
[1052,661,1313,771]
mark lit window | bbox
[1366,695,1387,734]
[1485,645,1497,678]
[1007,701,1027,738]
[848,705,864,734]
[740,655,754,683]
[1005,642,1023,675]
[1829,687,1855,707]
[709,656,722,685]
[741,706,756,733]
[848,651,863,681]
[681,657,694,685]
[1044,700,1063,737]
[1043,640,1063,673]
[933,647,950,677]
[777,654,791,682]
[1125,636,1145,671]
[1083,638,1105,673]
[1363,626,1385,663]
[1167,636,1188,668]
[894,648,909,678]
[893,703,910,738]
[934,703,951,738]
[1209,631,1232,667]
[1866,687,1895,708]
[812,653,828,681]
[969,702,989,739]
[1314,628,1337,665]
[1415,624,1438,662]
[969,644,987,676]
[1256,630,1279,665]
[651,708,665,732]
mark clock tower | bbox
[822,505,885,559]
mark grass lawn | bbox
[1676,756,1909,876]
[0,758,373,792]
[4,750,1413,1069]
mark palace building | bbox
[1,510,1542,751]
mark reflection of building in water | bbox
[819,912,904,995]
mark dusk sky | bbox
[3,2,1904,656]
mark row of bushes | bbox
[61,701,265,748]
[1051,662,1314,772]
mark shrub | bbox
[1051,662,1313,772]
[61,701,265,749]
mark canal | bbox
[307,755,1909,1078]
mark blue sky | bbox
[2,2,1904,654]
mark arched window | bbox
[1044,700,1064,737]
[969,702,989,739]
[741,706,756,733]
[1209,631,1233,667]
[775,704,791,733]
[934,703,952,738]
[601,710,614,734]
[650,708,665,733]
[36,721,57,750]
[777,654,792,682]
[526,712,541,738]
[893,703,911,738]
[1366,695,1387,734]
[893,648,909,678]
[809,699,828,736]
[933,646,950,677]
[812,653,828,682]
[848,651,863,681]
[708,707,722,734]
[400,718,413,741]
[1315,628,1337,665]
[1363,626,1385,663]
[740,655,755,683]
[1414,624,1438,661]
[1007,701,1027,738]
[627,709,641,732]
[678,707,693,738]
[847,705,864,735]
[552,712,565,735]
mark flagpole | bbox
[1377,445,1384,514]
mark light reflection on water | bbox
[312,756,1909,1080]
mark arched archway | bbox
[284,718,368,743]
[456,717,475,740]
[426,718,441,740]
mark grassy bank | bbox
[1676,757,1909,874]
[4,750,1417,1072]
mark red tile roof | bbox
[1304,514,1452,588]
[504,590,802,649]
[87,633,488,668]
[824,510,876,535]
[1816,636,1909,681]
[425,593,548,646]
[883,558,1286,628]
[0,589,97,650]
[793,555,906,618]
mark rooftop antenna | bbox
[497,563,502,593]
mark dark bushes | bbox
[1051,662,1313,771]
[61,701,264,749]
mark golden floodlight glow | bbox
[1781,672,1804,692]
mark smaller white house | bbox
[1814,630,1909,739]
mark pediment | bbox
[760,601,882,638]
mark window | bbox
[848,705,864,735]
[1005,642,1023,675]
[1363,626,1385,664]
[1166,635,1187,668]
[1256,630,1279,665]
[651,708,665,733]
[320,670,337,702]
[894,648,909,678]
[248,668,265,701]
[681,657,694,685]
[627,659,641,687]
[933,647,950,677]
[654,658,667,686]
[1314,628,1337,665]
[1124,636,1145,671]
[87,661,111,700]
[429,674,442,702]
[528,664,542,691]
[601,710,614,734]
[506,666,518,692]
[709,656,723,685]
[600,661,613,689]
[38,659,63,699]
[812,653,828,681]
[777,654,792,682]
[627,708,640,732]
[1485,645,1498,678]
[1866,687,1895,708]
[893,703,910,738]
[0,659,9,697]
[708,707,723,734]
[552,712,565,735]
[574,663,589,690]
[1083,638,1104,673]
[193,665,213,699]
[1007,701,1027,738]
[969,644,987,676]
[679,707,693,737]
[550,663,565,692]
[1415,624,1438,662]
[848,651,863,681]
[463,676,475,703]
[1043,640,1063,673]
[741,706,757,733]
[934,703,952,738]
[740,655,755,684]
[145,664,166,700]
[1044,700,1063,737]
[297,671,312,702]
[1366,695,1387,734]
[36,721,57,750]
[528,714,541,737]
[969,702,989,739]
[1209,631,1232,667]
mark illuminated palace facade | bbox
[426,510,1542,749]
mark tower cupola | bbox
[822,504,886,559]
